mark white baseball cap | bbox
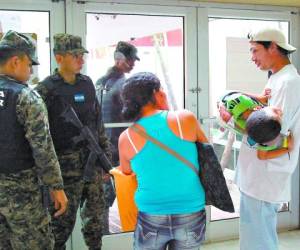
[248,28,296,52]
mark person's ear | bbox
[115,59,121,67]
[55,54,64,64]
[269,42,279,54]
[154,89,169,110]
[153,90,159,103]
[9,55,20,68]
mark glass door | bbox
[87,12,185,234]
[202,7,299,241]
[70,2,198,250]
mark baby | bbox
[218,91,290,154]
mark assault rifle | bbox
[60,103,113,182]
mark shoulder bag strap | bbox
[131,124,198,175]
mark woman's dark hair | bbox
[246,109,281,144]
[121,72,161,121]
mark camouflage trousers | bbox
[0,170,54,250]
[51,151,105,250]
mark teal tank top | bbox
[131,111,205,214]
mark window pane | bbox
[0,10,50,85]
[86,13,184,234]
[86,13,184,110]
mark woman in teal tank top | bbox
[119,72,209,250]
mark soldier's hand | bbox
[50,190,68,217]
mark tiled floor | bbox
[202,230,300,250]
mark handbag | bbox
[195,142,235,212]
[131,124,235,213]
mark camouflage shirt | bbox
[15,85,64,189]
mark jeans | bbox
[240,192,280,250]
[134,210,206,250]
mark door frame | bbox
[68,2,199,249]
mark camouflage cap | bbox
[53,33,88,55]
[115,41,140,61]
[0,30,39,65]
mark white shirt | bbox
[235,64,300,203]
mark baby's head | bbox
[246,106,282,144]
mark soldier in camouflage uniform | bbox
[0,30,68,250]
[96,41,139,234]
[35,34,111,250]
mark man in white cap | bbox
[235,28,300,250]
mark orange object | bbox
[109,167,138,232]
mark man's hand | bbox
[50,190,68,217]
[258,88,271,104]
[257,132,294,160]
[287,132,294,151]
